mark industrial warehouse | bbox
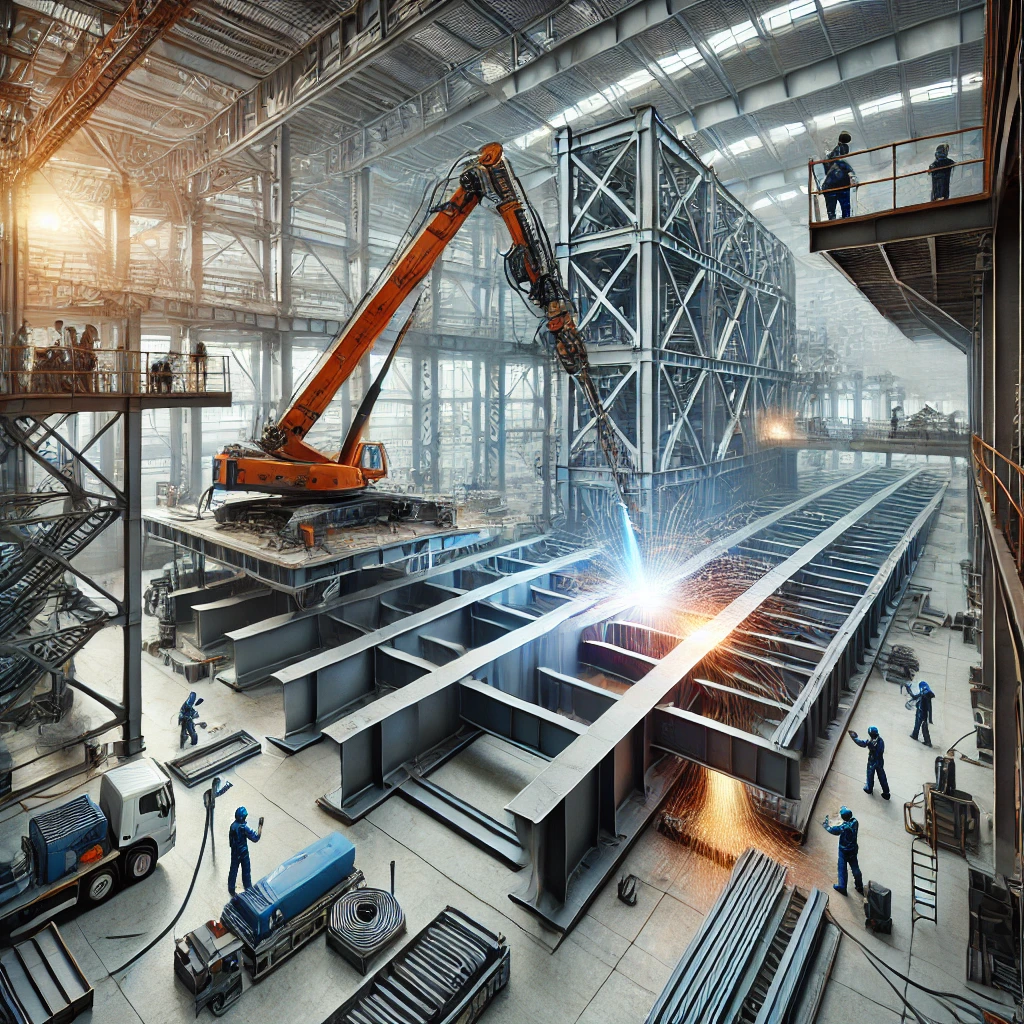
[0,0,1020,1022]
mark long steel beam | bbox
[505,469,924,931]
[772,480,947,750]
[225,535,551,688]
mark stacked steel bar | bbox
[646,848,838,1024]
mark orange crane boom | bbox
[213,143,634,512]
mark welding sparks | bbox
[760,411,796,442]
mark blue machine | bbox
[223,833,355,945]
[29,795,110,885]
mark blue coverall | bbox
[228,819,260,896]
[178,695,199,748]
[911,689,934,745]
[822,143,854,219]
[825,816,863,894]
[852,733,889,798]
[929,146,956,201]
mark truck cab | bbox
[100,759,176,878]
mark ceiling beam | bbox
[151,0,455,182]
[13,0,192,182]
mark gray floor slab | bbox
[19,468,1014,1023]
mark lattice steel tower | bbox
[556,107,797,526]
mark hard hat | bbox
[234,806,247,822]
[838,130,852,144]
[185,691,197,708]
[919,681,931,693]
[867,726,879,736]
[840,806,853,820]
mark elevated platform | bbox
[143,504,494,593]
[771,435,968,459]
[0,391,232,414]
[806,128,991,350]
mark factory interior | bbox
[0,0,1021,1022]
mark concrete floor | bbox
[4,467,1014,1023]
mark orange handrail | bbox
[972,434,1024,576]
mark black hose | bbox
[826,910,1003,1023]
[111,795,212,976]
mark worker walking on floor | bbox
[823,806,863,896]
[849,725,890,799]
[178,692,203,749]
[228,806,263,897]
[909,681,934,746]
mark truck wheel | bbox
[82,867,117,906]
[123,846,156,884]
[210,995,226,1017]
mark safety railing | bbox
[808,125,985,224]
[972,435,1024,579]
[0,347,230,398]
[796,417,970,443]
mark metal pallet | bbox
[165,729,262,786]
[0,922,93,1024]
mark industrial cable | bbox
[328,888,405,961]
[826,911,1008,1024]
[110,791,212,976]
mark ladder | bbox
[911,836,938,926]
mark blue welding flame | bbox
[618,500,644,589]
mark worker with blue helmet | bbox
[909,681,934,747]
[228,806,263,897]
[848,725,890,800]
[823,806,863,896]
[177,691,202,749]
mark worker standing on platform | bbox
[823,806,863,896]
[228,807,263,896]
[822,131,856,219]
[928,144,956,201]
[909,681,934,746]
[849,726,890,799]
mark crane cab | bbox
[353,442,388,482]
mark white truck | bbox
[0,758,176,940]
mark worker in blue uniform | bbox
[228,806,263,897]
[849,726,890,799]
[823,806,863,896]
[821,131,857,219]
[910,681,934,746]
[178,692,203,749]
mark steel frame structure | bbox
[0,409,143,801]
[556,106,797,525]
[304,467,944,939]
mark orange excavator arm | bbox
[250,141,634,514]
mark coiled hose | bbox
[328,888,405,961]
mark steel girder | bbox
[556,106,796,525]
[12,0,191,181]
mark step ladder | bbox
[911,836,938,926]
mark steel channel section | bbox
[645,849,789,1024]
[752,887,830,1024]
[506,470,924,932]
[226,535,552,688]
[773,481,948,752]
[270,548,598,751]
